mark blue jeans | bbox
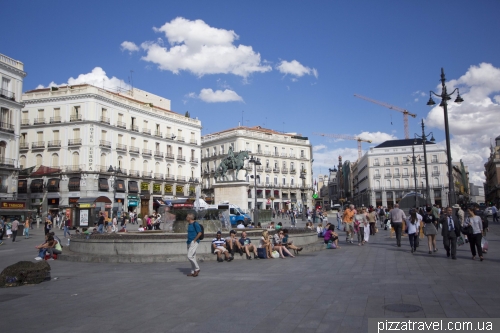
[337,217,341,230]
[38,248,47,258]
[24,228,29,238]
[98,224,104,234]
[63,226,69,238]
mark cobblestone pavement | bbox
[0,217,499,333]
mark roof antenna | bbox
[130,70,134,96]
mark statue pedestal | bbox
[213,181,249,209]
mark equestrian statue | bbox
[214,147,249,181]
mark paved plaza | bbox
[0,217,499,333]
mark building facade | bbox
[19,84,201,223]
[201,126,313,212]
[0,53,26,200]
[484,135,500,206]
[353,139,449,208]
[469,183,485,204]
[452,160,470,205]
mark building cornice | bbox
[22,93,202,129]
[0,61,27,78]
[0,96,24,109]
[201,131,311,148]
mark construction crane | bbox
[354,94,417,139]
[313,132,372,160]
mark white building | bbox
[201,126,313,212]
[0,53,26,200]
[354,139,449,208]
[19,84,201,225]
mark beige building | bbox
[484,135,500,206]
[19,84,201,224]
[0,53,26,200]
[201,126,313,212]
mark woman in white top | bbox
[465,207,484,261]
[406,210,420,253]
[259,230,273,259]
[354,211,368,245]
[273,230,295,258]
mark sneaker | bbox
[227,257,233,262]
[47,258,54,261]
[34,257,42,261]
[254,255,260,260]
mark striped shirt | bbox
[212,238,226,247]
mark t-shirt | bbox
[98,216,105,225]
[343,209,355,223]
[11,220,19,231]
[212,238,226,248]
[236,224,245,229]
[187,222,202,244]
[239,237,251,246]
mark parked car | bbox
[484,207,493,216]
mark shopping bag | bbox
[457,236,465,246]
[481,238,489,252]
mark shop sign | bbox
[48,198,59,206]
[0,201,26,209]
[189,186,195,192]
[79,203,93,208]
[105,204,112,209]
[141,182,149,191]
[164,184,173,193]
[80,210,89,226]
[176,185,184,193]
[128,201,138,207]
[153,183,161,193]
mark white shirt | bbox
[237,224,245,229]
[406,217,420,234]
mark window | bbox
[155,162,160,173]
[246,142,250,151]
[375,169,380,175]
[385,158,390,165]
[177,165,183,176]
[73,129,80,139]
[143,140,148,149]
[375,180,380,189]
[291,178,295,186]
[395,179,400,188]
[130,158,135,170]
[385,168,390,175]
[394,157,399,164]
[274,177,278,185]
[118,114,123,122]
[178,147,182,157]
[300,150,305,158]
[36,154,42,166]
[403,168,408,175]
[53,130,59,141]
[257,144,261,152]
[72,106,80,116]
[143,160,148,172]
[394,168,400,175]
[386,180,391,188]
[131,137,136,147]
[220,144,225,154]
[167,145,172,154]
[404,179,409,188]
[102,108,107,117]
[266,175,269,184]
[166,126,171,137]
[38,109,44,119]
[266,160,269,168]
[290,162,295,170]
[432,155,438,163]
[20,155,26,169]
[37,131,43,142]
[282,177,286,185]
[118,134,123,144]
[2,77,11,92]
[155,142,160,151]
[101,130,106,140]
[433,178,439,186]
[72,152,79,166]
[374,158,379,165]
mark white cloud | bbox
[36,67,131,91]
[313,144,327,152]
[121,41,139,52]
[276,60,318,79]
[312,147,359,173]
[412,90,426,97]
[137,17,271,78]
[188,88,244,103]
[357,131,398,143]
[425,62,500,185]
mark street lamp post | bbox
[427,68,464,206]
[300,172,306,221]
[414,119,435,206]
[406,141,421,208]
[248,156,261,225]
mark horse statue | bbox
[213,148,250,181]
[214,160,229,181]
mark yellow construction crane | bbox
[354,94,417,139]
[313,132,372,160]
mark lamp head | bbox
[454,92,464,104]
[430,135,436,142]
[426,94,436,106]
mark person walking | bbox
[11,218,19,242]
[491,204,499,223]
[389,204,406,247]
[406,210,420,254]
[63,216,71,238]
[355,209,368,246]
[24,216,30,239]
[464,206,484,261]
[97,212,105,234]
[368,207,377,235]
[439,207,461,260]
[342,204,355,244]
[423,206,438,254]
[186,213,202,277]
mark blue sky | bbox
[2,1,499,184]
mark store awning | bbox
[30,179,44,193]
[47,178,60,192]
[30,165,62,176]
[77,196,111,208]
[128,181,138,193]
[98,178,109,191]
[115,179,125,192]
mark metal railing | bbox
[142,149,152,156]
[129,170,140,177]
[190,139,197,145]
[165,153,175,159]
[21,119,30,126]
[100,116,110,124]
[66,165,82,172]
[0,122,14,133]
[34,118,46,125]
[177,155,186,161]
[154,151,164,158]
[32,141,45,149]
[19,142,29,150]
[190,157,198,163]
[99,140,111,148]
[129,146,139,154]
[48,140,61,148]
[116,121,126,129]
[0,88,15,101]
[142,128,151,135]
[273,168,280,173]
[165,175,175,181]
[290,169,296,174]
[116,143,127,151]
[432,171,440,176]
[177,136,185,142]
[130,125,139,132]
[154,173,163,179]
[154,131,162,138]
[50,116,61,123]
[70,114,82,122]
[0,158,15,167]
[142,171,152,178]
[177,175,186,181]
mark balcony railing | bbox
[142,171,152,178]
[177,155,186,161]
[373,163,380,166]
[289,153,296,158]
[19,142,29,150]
[142,149,152,156]
[66,165,82,172]
[99,140,111,148]
[154,131,162,138]
[190,139,197,145]
[393,161,400,165]
[0,158,15,167]
[0,88,15,101]
[130,125,139,132]
[264,151,271,156]
[393,173,401,178]
[165,153,175,160]
[281,153,287,157]
[190,157,198,163]
[177,136,185,142]
[48,140,61,148]
[177,175,186,181]
[116,143,127,151]
[256,166,263,172]
[21,119,30,126]
[32,141,45,149]
[257,150,263,154]
[165,175,175,181]
[154,173,163,179]
[0,122,14,133]
[129,170,140,177]
[154,151,164,158]
[33,118,45,125]
[142,128,151,135]
[432,171,440,176]
[70,114,82,122]
[189,177,199,183]
[431,159,438,163]
[100,116,110,124]
[273,168,280,173]
[384,162,391,166]
[61,136,80,149]
[273,152,280,157]
[384,173,392,178]
[374,175,381,179]
[265,167,272,172]
[129,146,139,154]
[402,174,410,178]
[116,121,126,129]
[290,169,296,174]
[50,116,61,124]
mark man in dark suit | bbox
[439,206,461,259]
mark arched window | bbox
[291,178,295,186]
[265,175,269,184]
[143,160,148,172]
[117,156,123,169]
[274,176,278,185]
[155,162,160,173]
[36,154,43,167]
[404,179,409,188]
[72,152,79,166]
[130,158,135,171]
[290,162,295,170]
[0,141,6,158]
[395,179,400,189]
[177,165,183,176]
[166,164,171,176]
[100,153,106,169]
[386,180,391,188]
[282,177,286,185]
[51,153,59,167]
[433,177,439,186]
[375,180,380,189]
[19,155,26,169]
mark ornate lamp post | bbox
[249,156,261,225]
[427,68,464,206]
[300,172,306,221]
[406,140,421,208]
[414,119,435,206]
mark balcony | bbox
[49,116,61,124]
[257,150,263,155]
[300,155,307,159]
[393,161,400,165]
[189,177,199,183]
[432,171,440,176]
[116,121,126,129]
[142,149,152,156]
[264,151,271,156]
[384,162,391,166]
[373,162,380,166]
[21,119,30,126]
[290,169,296,174]
[264,167,271,173]
[256,166,263,172]
[154,151,164,158]
[129,146,139,154]
[384,173,392,178]
[130,125,139,132]
[32,141,45,149]
[67,139,81,147]
[0,158,15,168]
[190,139,197,145]
[70,114,82,122]
[177,175,186,182]
[165,175,175,181]
[66,165,82,172]
[393,173,401,178]
[273,152,280,157]
[116,143,127,152]
[165,153,175,160]
[154,131,162,138]
[154,173,163,179]
[282,183,289,188]
[48,140,61,148]
[289,153,296,158]
[420,172,426,177]
[402,174,410,178]
[33,118,46,125]
[273,168,280,173]
[142,128,151,135]
[431,159,438,163]
[0,88,15,101]
[281,153,287,157]
[142,171,152,178]
[129,170,140,177]
[190,157,198,163]
[177,136,185,142]
[19,142,29,150]
[0,122,14,133]
[177,155,186,161]
[374,174,381,179]
[99,140,111,149]
[100,116,110,124]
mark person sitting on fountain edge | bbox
[239,231,259,260]
[226,230,244,257]
[212,231,233,262]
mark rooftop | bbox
[374,138,435,148]
[201,125,310,145]
[0,53,24,71]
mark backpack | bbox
[193,222,204,240]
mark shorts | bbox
[107,222,113,227]
[214,246,227,254]
[344,223,354,233]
